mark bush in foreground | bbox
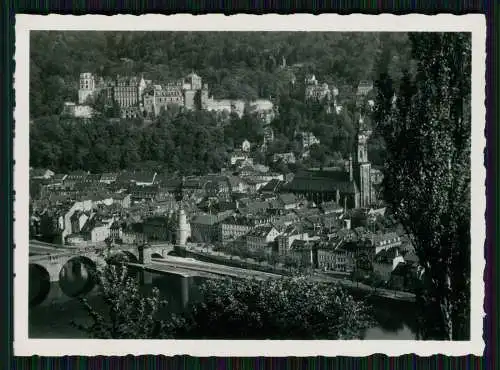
[75,263,374,340]
[174,277,374,340]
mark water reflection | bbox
[58,257,97,297]
[29,264,51,307]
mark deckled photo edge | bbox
[13,13,486,357]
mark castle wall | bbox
[115,85,139,108]
[78,90,94,105]
[184,90,196,110]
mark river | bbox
[28,271,418,340]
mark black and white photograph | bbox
[14,14,485,357]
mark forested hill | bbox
[30,31,411,118]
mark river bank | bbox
[179,246,416,303]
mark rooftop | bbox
[284,169,357,194]
[247,225,276,238]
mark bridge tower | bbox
[176,208,189,247]
[138,242,153,285]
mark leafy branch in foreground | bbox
[72,263,173,339]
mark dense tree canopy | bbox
[30,31,411,118]
[30,111,233,175]
[374,32,471,340]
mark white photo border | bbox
[14,13,487,357]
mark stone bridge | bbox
[29,243,175,282]
[29,243,176,307]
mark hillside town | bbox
[27,27,475,344]
[30,67,421,293]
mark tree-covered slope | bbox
[30,31,410,118]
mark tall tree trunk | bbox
[440,271,453,340]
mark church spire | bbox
[354,112,372,208]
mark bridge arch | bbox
[59,256,98,298]
[151,252,164,259]
[114,250,139,263]
[29,263,51,307]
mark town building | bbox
[219,215,273,243]
[30,168,55,180]
[372,247,405,282]
[109,221,123,241]
[288,239,314,267]
[63,171,89,189]
[219,217,255,243]
[100,173,118,184]
[276,225,309,255]
[320,200,344,216]
[142,215,176,242]
[372,232,402,254]
[130,185,160,203]
[190,211,233,243]
[80,215,113,243]
[304,74,335,103]
[241,139,251,153]
[316,243,353,273]
[298,131,320,149]
[70,210,90,234]
[276,193,301,211]
[112,193,131,209]
[259,179,284,194]
[356,80,374,97]
[245,225,280,254]
[230,149,249,166]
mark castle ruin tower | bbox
[78,72,96,104]
[354,116,372,208]
[176,208,189,247]
[183,72,202,110]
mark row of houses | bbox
[31,194,130,245]
[31,169,158,187]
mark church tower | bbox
[354,116,372,208]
